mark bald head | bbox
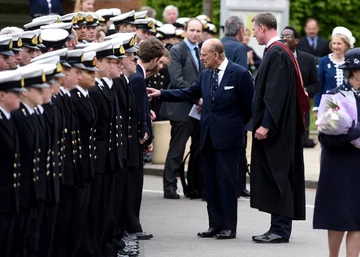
[200,39,226,68]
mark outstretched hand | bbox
[147,88,161,99]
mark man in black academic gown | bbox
[281,26,320,148]
[0,69,25,257]
[250,13,309,243]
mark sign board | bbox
[220,0,290,57]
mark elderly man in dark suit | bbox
[159,18,205,199]
[297,18,331,64]
[281,26,320,148]
[148,38,254,239]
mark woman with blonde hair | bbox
[73,0,95,12]
[313,26,355,118]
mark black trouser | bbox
[302,110,311,144]
[202,135,240,231]
[0,213,16,257]
[163,119,198,192]
[53,184,90,257]
[11,207,36,257]
[125,165,144,233]
[270,214,293,239]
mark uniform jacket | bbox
[12,103,42,209]
[71,88,98,180]
[160,60,254,150]
[0,111,21,213]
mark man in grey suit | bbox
[160,18,204,199]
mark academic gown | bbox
[250,45,306,220]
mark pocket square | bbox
[224,86,234,90]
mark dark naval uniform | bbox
[0,109,21,257]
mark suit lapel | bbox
[75,89,93,118]
[213,63,234,105]
[20,103,36,134]
[0,110,13,138]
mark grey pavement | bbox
[145,134,322,188]
[139,175,343,257]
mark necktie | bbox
[311,38,316,52]
[86,95,95,118]
[194,47,201,71]
[263,47,268,57]
[211,69,220,102]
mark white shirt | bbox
[0,105,11,119]
[138,64,146,79]
[102,77,113,89]
[60,86,71,97]
[22,102,35,115]
[266,36,281,48]
[217,58,229,85]
[76,85,89,97]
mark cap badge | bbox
[9,40,13,50]
[92,57,98,66]
[130,37,136,47]
[354,58,359,64]
[41,72,46,82]
[147,21,154,28]
[17,38,23,47]
[80,53,84,62]
[77,13,84,21]
[31,36,38,45]
[55,18,61,23]
[56,62,63,73]
[86,15,94,23]
[21,78,25,87]
[72,17,78,24]
[120,45,125,55]
[38,35,43,44]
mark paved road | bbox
[138,175,345,257]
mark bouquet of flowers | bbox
[316,93,360,148]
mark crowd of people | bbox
[0,1,360,257]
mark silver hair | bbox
[0,26,24,35]
[224,16,244,36]
[162,5,179,18]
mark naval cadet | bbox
[0,36,15,71]
[0,69,25,257]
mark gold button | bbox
[17,183,20,187]
[46,171,50,176]
[33,178,36,182]
[38,149,41,153]
[13,173,17,178]
[13,183,16,188]
[14,163,17,168]
[36,176,39,181]
[33,169,36,174]
[53,173,56,177]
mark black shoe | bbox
[215,230,236,239]
[129,232,153,240]
[164,190,180,199]
[303,139,316,148]
[239,189,250,198]
[252,232,289,243]
[197,228,221,238]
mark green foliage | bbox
[143,0,360,46]
[289,0,360,45]
[143,0,220,31]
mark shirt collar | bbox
[102,77,113,89]
[266,36,281,48]
[138,64,146,79]
[36,105,44,114]
[60,86,71,97]
[95,77,104,87]
[76,85,88,97]
[123,74,129,84]
[22,102,35,115]
[184,37,198,50]
[217,58,229,72]
[0,105,11,119]
[306,35,318,42]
